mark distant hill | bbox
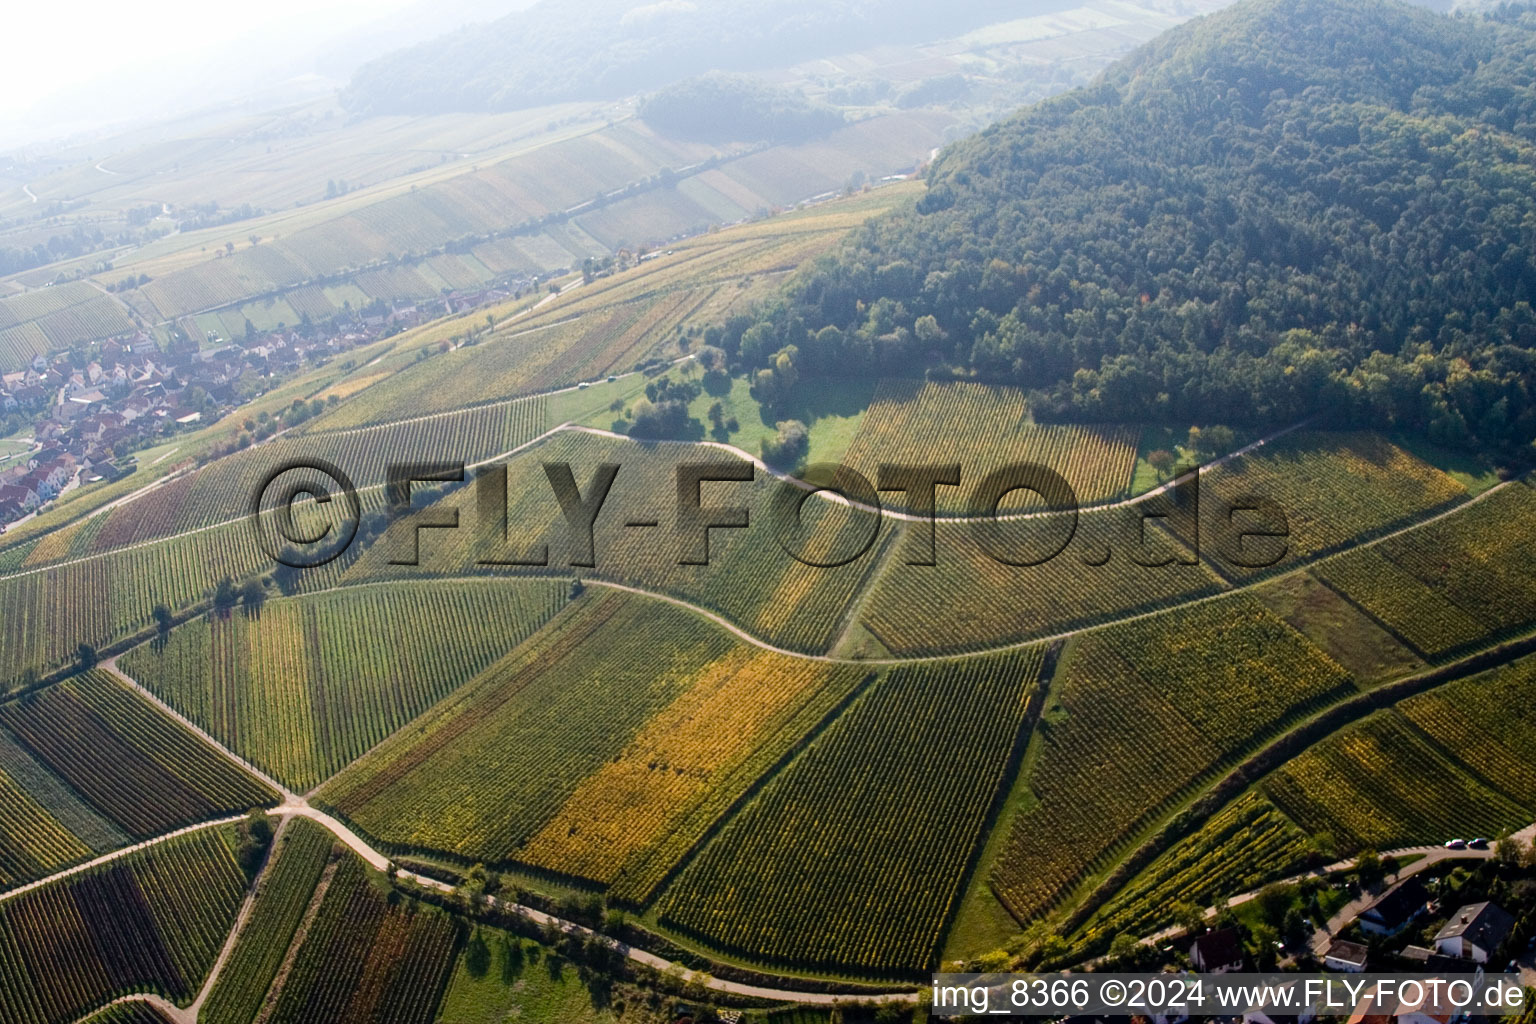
[639,74,844,144]
[340,0,1073,115]
[724,0,1536,453]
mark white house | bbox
[1434,902,1513,964]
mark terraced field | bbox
[656,649,1043,976]
[0,827,247,1024]
[122,581,567,791]
[988,595,1353,924]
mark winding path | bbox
[37,659,919,1014]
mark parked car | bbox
[1445,839,1468,850]
[1469,838,1490,850]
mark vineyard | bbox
[988,596,1353,923]
[338,430,885,654]
[518,646,870,901]
[1399,657,1536,807]
[265,852,461,1024]
[859,509,1228,655]
[201,818,335,1024]
[0,729,127,886]
[306,297,681,428]
[656,649,1043,976]
[838,380,1140,511]
[79,1003,177,1024]
[0,671,276,843]
[1263,711,1533,852]
[56,396,549,559]
[0,512,308,685]
[122,580,568,791]
[1074,792,1314,952]
[1199,431,1466,575]
[0,827,247,1024]
[0,282,133,372]
[1312,483,1536,658]
[319,591,741,862]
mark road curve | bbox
[39,663,918,1010]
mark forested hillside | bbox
[725,0,1536,452]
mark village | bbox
[0,280,536,529]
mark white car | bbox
[1444,839,1468,850]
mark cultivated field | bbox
[838,380,1140,511]
[122,582,568,791]
[0,670,275,862]
[988,596,1352,923]
[0,828,247,1024]
[656,649,1043,976]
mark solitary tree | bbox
[213,577,238,617]
[77,644,98,671]
[1147,448,1176,479]
[240,579,266,618]
[153,603,173,641]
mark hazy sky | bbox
[2,0,420,144]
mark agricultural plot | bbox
[338,430,885,654]
[859,508,1228,656]
[71,397,547,558]
[0,518,276,684]
[989,596,1353,923]
[838,380,1140,511]
[79,1003,177,1024]
[201,818,335,1024]
[0,282,134,372]
[0,766,92,889]
[123,581,568,791]
[129,121,714,322]
[0,827,247,1024]
[265,852,461,1024]
[1263,711,1532,853]
[0,671,276,841]
[656,649,1043,976]
[518,645,871,902]
[0,323,51,373]
[1254,571,1423,685]
[308,302,673,428]
[1398,657,1536,807]
[1075,792,1314,952]
[708,111,949,209]
[1199,431,1466,576]
[319,591,740,861]
[1312,483,1536,658]
[0,730,127,874]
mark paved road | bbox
[1134,824,1535,958]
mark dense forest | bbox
[639,74,844,144]
[340,0,1072,115]
[718,0,1536,453]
